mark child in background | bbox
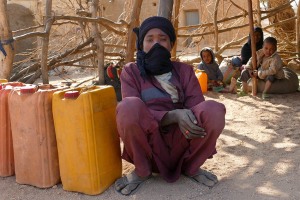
[219,56,242,85]
[198,47,236,93]
[239,37,285,99]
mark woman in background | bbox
[241,27,264,65]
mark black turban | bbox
[133,16,176,51]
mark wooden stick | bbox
[230,0,247,13]
[296,3,300,58]
[89,0,105,85]
[178,23,251,37]
[213,0,220,55]
[40,0,53,84]
[171,0,181,59]
[125,0,143,63]
[0,0,15,79]
[248,0,257,96]
[256,0,261,27]
[158,0,174,19]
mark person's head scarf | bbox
[133,16,176,77]
[247,26,264,50]
[133,16,176,51]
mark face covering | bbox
[136,43,173,77]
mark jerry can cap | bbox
[20,86,36,94]
[8,82,24,87]
[64,90,80,99]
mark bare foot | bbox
[229,77,237,93]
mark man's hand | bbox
[175,109,206,139]
[161,109,206,139]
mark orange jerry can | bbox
[8,84,65,188]
[0,79,8,83]
[0,82,24,177]
[52,86,122,195]
[195,69,208,93]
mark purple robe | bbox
[116,61,226,182]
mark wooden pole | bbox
[248,0,257,96]
[40,0,52,84]
[158,0,174,20]
[297,4,300,58]
[124,0,143,63]
[213,0,221,63]
[0,0,14,79]
[256,0,261,27]
[90,0,105,85]
[171,0,180,60]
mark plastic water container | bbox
[0,82,24,177]
[8,84,65,188]
[52,86,122,195]
[0,79,8,83]
[195,69,208,93]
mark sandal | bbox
[114,171,152,196]
[261,92,271,100]
[212,86,224,92]
[185,169,218,187]
[237,90,248,97]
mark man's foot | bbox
[114,171,152,196]
[185,169,218,187]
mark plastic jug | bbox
[0,79,7,83]
[8,84,65,188]
[195,69,208,93]
[0,82,24,177]
[52,86,122,195]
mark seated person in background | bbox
[114,16,226,196]
[239,37,285,99]
[198,47,236,93]
[241,27,264,65]
[219,56,242,85]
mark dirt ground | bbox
[1,68,300,200]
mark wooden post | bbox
[90,0,105,85]
[158,0,174,20]
[297,4,300,58]
[213,0,221,63]
[124,0,143,63]
[171,0,180,60]
[256,0,261,27]
[40,0,52,84]
[248,0,257,96]
[0,0,14,79]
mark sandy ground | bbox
[1,67,300,200]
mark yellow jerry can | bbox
[52,85,122,195]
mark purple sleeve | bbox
[120,63,141,98]
[149,110,168,123]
